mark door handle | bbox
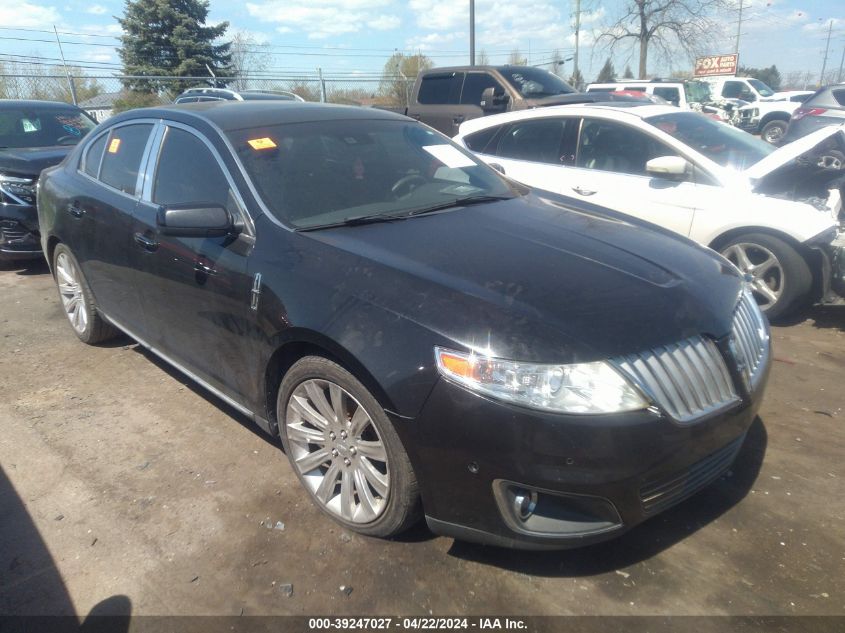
[572,186,597,196]
[133,232,159,252]
[194,259,216,276]
[67,202,85,218]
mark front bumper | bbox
[0,203,42,261]
[408,349,769,549]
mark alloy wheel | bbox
[763,125,784,144]
[722,242,784,310]
[55,252,88,334]
[285,378,390,523]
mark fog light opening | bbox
[513,488,538,521]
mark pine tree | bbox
[118,0,232,96]
[623,65,634,79]
[596,58,616,83]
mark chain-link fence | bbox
[0,73,415,122]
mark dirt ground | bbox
[1,259,843,619]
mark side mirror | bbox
[480,86,509,111]
[156,203,236,237]
[646,156,689,178]
[488,163,506,174]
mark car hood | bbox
[303,193,743,363]
[0,146,74,178]
[744,124,845,181]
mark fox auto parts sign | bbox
[694,54,738,77]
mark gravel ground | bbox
[1,259,843,619]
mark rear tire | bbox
[720,233,812,321]
[52,244,119,344]
[277,355,421,537]
[760,120,787,145]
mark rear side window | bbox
[83,133,108,178]
[99,124,153,195]
[418,73,464,104]
[463,125,503,153]
[496,118,567,164]
[653,87,680,105]
[461,73,504,105]
[832,89,845,106]
[153,127,231,209]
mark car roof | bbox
[0,99,85,110]
[109,101,410,131]
[455,103,678,136]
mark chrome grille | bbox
[731,290,769,388]
[613,336,738,423]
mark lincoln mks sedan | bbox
[38,102,770,548]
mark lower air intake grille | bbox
[639,436,744,515]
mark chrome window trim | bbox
[75,118,161,201]
[144,119,256,237]
[186,115,292,231]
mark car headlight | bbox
[434,347,649,414]
[0,174,37,206]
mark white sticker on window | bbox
[422,144,476,168]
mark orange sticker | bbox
[107,138,121,153]
[247,137,277,150]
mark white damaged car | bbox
[454,104,844,319]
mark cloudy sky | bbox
[0,0,842,83]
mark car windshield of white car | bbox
[645,112,775,171]
[227,119,518,230]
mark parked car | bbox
[173,87,306,104]
[377,65,580,136]
[38,101,770,549]
[586,79,713,110]
[454,104,844,319]
[0,100,97,263]
[783,84,845,156]
[734,92,815,145]
[700,76,778,104]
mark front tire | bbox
[720,233,812,321]
[277,356,420,537]
[760,120,787,145]
[52,244,118,344]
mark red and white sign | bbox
[694,54,738,77]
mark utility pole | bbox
[573,0,581,83]
[735,0,745,55]
[469,0,475,66]
[838,45,845,83]
[53,26,78,105]
[820,19,833,86]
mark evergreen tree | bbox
[623,64,634,79]
[596,58,616,83]
[118,0,232,96]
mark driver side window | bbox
[153,127,233,211]
[576,119,687,179]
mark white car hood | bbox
[744,124,845,181]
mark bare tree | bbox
[478,49,490,65]
[379,52,433,106]
[230,31,271,91]
[508,49,527,65]
[598,0,729,79]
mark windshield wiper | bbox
[296,212,407,232]
[405,195,513,217]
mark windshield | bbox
[684,81,712,104]
[502,67,576,98]
[0,107,96,149]
[227,119,517,229]
[645,111,775,171]
[748,78,774,98]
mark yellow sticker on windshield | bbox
[248,137,277,150]
[107,138,121,153]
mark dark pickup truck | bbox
[382,65,586,136]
